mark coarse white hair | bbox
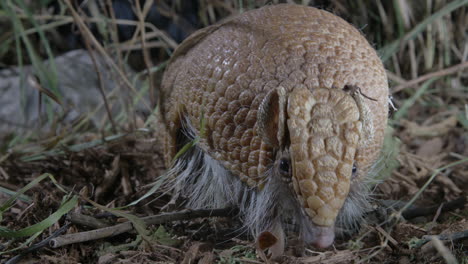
[162,119,378,245]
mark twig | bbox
[80,30,118,133]
[135,0,156,108]
[157,2,197,36]
[12,14,175,47]
[67,211,109,229]
[94,155,121,200]
[6,223,70,264]
[105,0,125,71]
[401,196,466,220]
[62,0,151,111]
[122,1,177,61]
[114,41,167,51]
[430,236,458,264]
[431,203,444,224]
[386,70,407,85]
[392,61,468,93]
[374,226,398,247]
[414,229,468,250]
[50,208,236,248]
[299,250,357,264]
[423,230,468,242]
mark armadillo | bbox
[157,4,388,253]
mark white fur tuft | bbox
[164,119,376,244]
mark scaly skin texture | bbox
[159,4,388,231]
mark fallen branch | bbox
[392,61,468,93]
[402,196,466,220]
[6,223,70,264]
[50,208,236,248]
[67,211,110,229]
[422,229,468,242]
[413,229,468,249]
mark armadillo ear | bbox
[354,93,374,146]
[257,87,287,147]
[345,85,375,146]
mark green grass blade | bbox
[0,173,49,215]
[4,0,60,123]
[393,157,468,219]
[0,173,67,221]
[20,133,127,162]
[372,125,401,183]
[15,0,59,94]
[125,169,169,207]
[83,198,150,240]
[0,230,42,255]
[0,186,32,204]
[392,77,439,121]
[379,0,468,62]
[0,195,78,238]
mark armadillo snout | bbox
[287,88,362,227]
[309,226,335,248]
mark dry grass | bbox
[0,0,467,263]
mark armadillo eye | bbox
[279,158,290,175]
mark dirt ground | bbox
[0,116,466,263]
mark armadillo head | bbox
[288,86,364,247]
[258,85,370,248]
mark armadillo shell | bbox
[159,4,388,189]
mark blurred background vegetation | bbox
[0,0,466,144]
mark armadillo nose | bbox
[310,226,335,248]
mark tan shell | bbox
[159,4,388,227]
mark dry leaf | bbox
[255,231,278,263]
[257,231,278,250]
